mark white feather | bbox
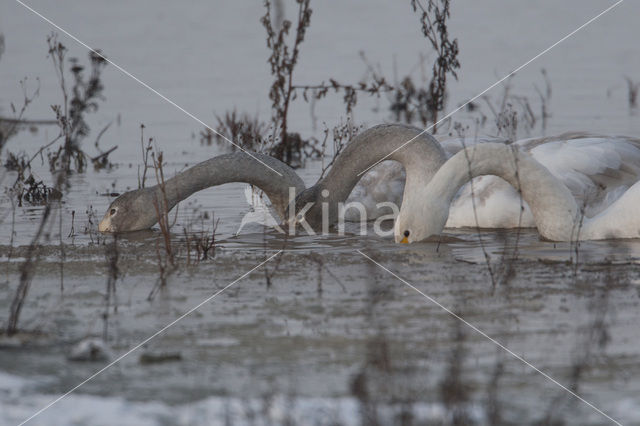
[348,133,640,228]
[236,185,284,235]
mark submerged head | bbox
[98,188,159,233]
[283,186,323,229]
[393,197,449,243]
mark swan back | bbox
[525,134,640,217]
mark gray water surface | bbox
[1,1,640,425]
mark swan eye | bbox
[110,208,117,216]
[403,230,410,237]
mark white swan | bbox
[351,133,640,228]
[394,142,640,242]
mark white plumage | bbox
[395,140,640,242]
[236,185,284,235]
[347,133,640,229]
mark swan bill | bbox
[98,215,111,232]
[400,236,409,243]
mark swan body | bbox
[394,143,640,242]
[352,133,640,228]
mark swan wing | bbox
[237,185,284,233]
[446,176,537,228]
[243,185,253,205]
[244,184,274,211]
[347,133,640,229]
[522,134,640,216]
[438,136,537,228]
[437,135,508,157]
[345,161,405,221]
[447,134,640,227]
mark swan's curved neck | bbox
[316,124,447,221]
[431,143,580,240]
[160,152,304,219]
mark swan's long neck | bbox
[160,152,305,219]
[315,124,447,223]
[430,143,580,240]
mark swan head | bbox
[394,197,449,243]
[98,188,160,232]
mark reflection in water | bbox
[540,263,616,424]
